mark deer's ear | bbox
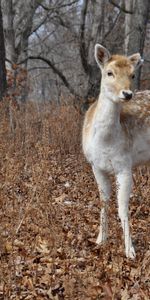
[95,44,111,69]
[128,53,144,69]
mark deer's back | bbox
[121,91,150,166]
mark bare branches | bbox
[30,13,49,36]
[21,55,81,98]
[3,0,149,101]
[109,0,133,14]
[102,10,121,41]
[38,0,79,12]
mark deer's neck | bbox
[94,92,121,136]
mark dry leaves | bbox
[0,99,149,299]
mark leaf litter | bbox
[0,99,149,299]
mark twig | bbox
[109,0,133,14]
[16,187,36,234]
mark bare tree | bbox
[26,0,125,103]
[125,0,150,88]
[1,0,150,103]
[2,0,43,67]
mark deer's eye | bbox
[107,71,114,77]
[132,74,135,79]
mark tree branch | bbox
[19,55,81,99]
[30,13,49,36]
[6,57,13,66]
[38,0,79,12]
[103,11,121,41]
[109,0,133,14]
[28,66,51,72]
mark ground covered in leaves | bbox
[0,99,149,299]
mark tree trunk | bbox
[125,0,150,89]
[0,1,7,100]
[124,0,135,55]
[2,0,16,68]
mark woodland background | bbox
[0,0,150,103]
[0,1,150,299]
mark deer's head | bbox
[95,44,143,103]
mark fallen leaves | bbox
[0,101,149,299]
[35,236,50,255]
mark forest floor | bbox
[0,99,149,300]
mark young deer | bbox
[82,44,150,259]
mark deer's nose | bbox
[122,91,133,100]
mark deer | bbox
[82,44,150,259]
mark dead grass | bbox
[0,98,149,299]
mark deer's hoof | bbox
[126,246,136,259]
[96,233,107,245]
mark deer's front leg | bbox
[92,167,111,244]
[117,172,135,259]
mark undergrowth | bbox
[0,98,149,299]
